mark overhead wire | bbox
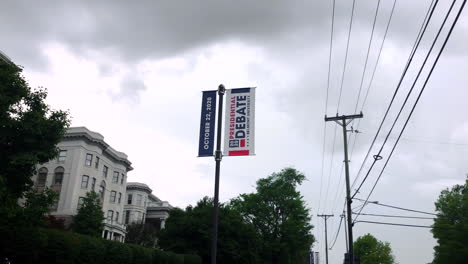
[354,0,382,112]
[316,0,337,255]
[351,0,438,192]
[354,0,465,223]
[355,221,435,228]
[328,0,392,242]
[353,197,438,216]
[336,0,357,113]
[328,214,344,249]
[355,0,456,198]
[353,212,435,220]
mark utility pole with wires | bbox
[317,214,334,264]
[325,112,363,264]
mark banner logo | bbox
[224,88,255,156]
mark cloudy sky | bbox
[2,0,467,263]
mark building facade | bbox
[124,182,172,230]
[31,127,133,241]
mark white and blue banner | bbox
[223,87,256,156]
[198,90,217,157]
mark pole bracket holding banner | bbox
[215,150,223,161]
[218,84,225,95]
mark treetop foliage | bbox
[432,176,468,264]
[354,233,395,264]
[73,191,105,237]
[0,59,70,200]
[160,168,314,264]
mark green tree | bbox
[159,197,260,264]
[22,188,59,227]
[73,192,105,237]
[0,60,70,201]
[354,233,395,264]
[432,176,468,264]
[0,59,69,261]
[232,168,314,264]
[125,223,159,248]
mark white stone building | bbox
[124,182,172,230]
[31,127,132,241]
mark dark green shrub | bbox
[0,227,47,264]
[184,254,202,264]
[75,234,106,264]
[39,229,79,264]
[0,227,200,264]
[104,240,133,264]
[128,244,153,264]
[153,250,170,264]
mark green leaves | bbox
[73,192,105,237]
[233,167,314,264]
[432,176,468,264]
[354,234,395,264]
[0,59,70,200]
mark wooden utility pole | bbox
[318,214,334,264]
[325,113,363,264]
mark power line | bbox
[354,0,381,113]
[353,0,454,199]
[336,0,357,113]
[356,131,468,146]
[355,220,434,228]
[354,0,465,222]
[318,0,337,217]
[326,0,336,114]
[329,213,345,250]
[351,0,438,193]
[353,212,435,220]
[353,197,438,216]
[323,124,338,213]
[351,0,398,189]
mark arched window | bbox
[37,167,48,186]
[54,167,64,185]
[99,181,106,201]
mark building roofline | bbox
[126,182,152,193]
[63,127,133,171]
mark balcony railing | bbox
[103,218,126,231]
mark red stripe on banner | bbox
[229,150,249,156]
[240,139,245,147]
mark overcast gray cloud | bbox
[1,0,468,263]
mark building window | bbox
[103,165,108,178]
[125,211,130,224]
[37,167,48,186]
[136,194,142,206]
[127,194,133,205]
[77,197,85,209]
[95,156,100,169]
[112,171,119,183]
[115,212,119,223]
[81,175,89,188]
[58,150,67,162]
[118,192,122,204]
[120,174,125,184]
[54,166,64,185]
[91,177,96,191]
[107,210,114,221]
[110,191,116,203]
[99,181,106,201]
[143,196,147,207]
[85,153,93,166]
